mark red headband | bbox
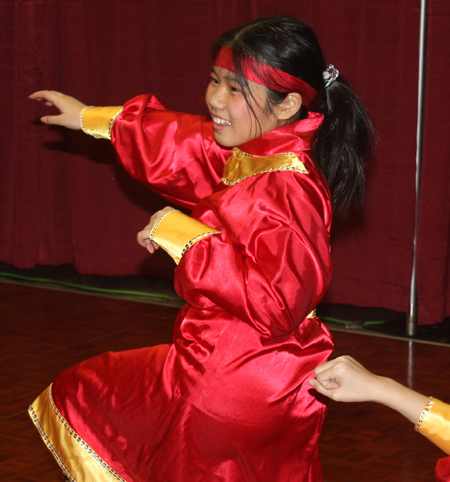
[214,46,318,108]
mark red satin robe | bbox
[30,95,334,482]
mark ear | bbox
[274,93,303,121]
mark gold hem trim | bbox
[29,385,126,482]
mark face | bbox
[205,66,280,147]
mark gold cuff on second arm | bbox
[151,211,220,265]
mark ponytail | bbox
[311,77,376,220]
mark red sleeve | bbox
[111,94,232,209]
[435,456,450,482]
[174,172,332,337]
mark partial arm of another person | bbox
[309,355,427,423]
[309,355,450,455]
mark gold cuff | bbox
[80,106,123,140]
[415,396,434,432]
[151,211,220,265]
[416,398,450,455]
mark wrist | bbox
[374,377,428,424]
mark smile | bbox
[211,114,232,126]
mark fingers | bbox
[310,355,381,403]
[29,91,60,122]
[137,227,160,254]
[29,90,64,103]
[137,208,176,255]
[145,240,160,254]
[308,378,340,391]
[137,227,151,246]
[29,90,86,129]
[39,114,66,126]
[313,358,338,376]
[314,355,359,376]
[309,356,353,399]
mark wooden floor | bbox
[1,281,449,481]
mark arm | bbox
[309,355,450,455]
[308,356,427,423]
[29,91,232,208]
[111,94,231,208]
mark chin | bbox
[213,134,234,149]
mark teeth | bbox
[212,115,231,126]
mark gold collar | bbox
[221,149,308,186]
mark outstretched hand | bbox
[308,355,381,403]
[137,207,177,255]
[29,90,86,130]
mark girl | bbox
[29,16,374,482]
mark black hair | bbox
[212,16,376,220]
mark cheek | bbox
[231,100,255,128]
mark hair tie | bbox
[323,64,339,87]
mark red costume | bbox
[29,94,334,482]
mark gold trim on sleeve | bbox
[151,211,220,265]
[415,396,434,432]
[416,398,450,455]
[221,149,308,186]
[80,106,123,140]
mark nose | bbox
[207,83,226,111]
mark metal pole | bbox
[407,340,414,389]
[407,0,428,337]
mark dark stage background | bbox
[1,0,449,325]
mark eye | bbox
[229,85,241,94]
[209,75,219,85]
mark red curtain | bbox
[1,0,447,325]
[416,0,450,325]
